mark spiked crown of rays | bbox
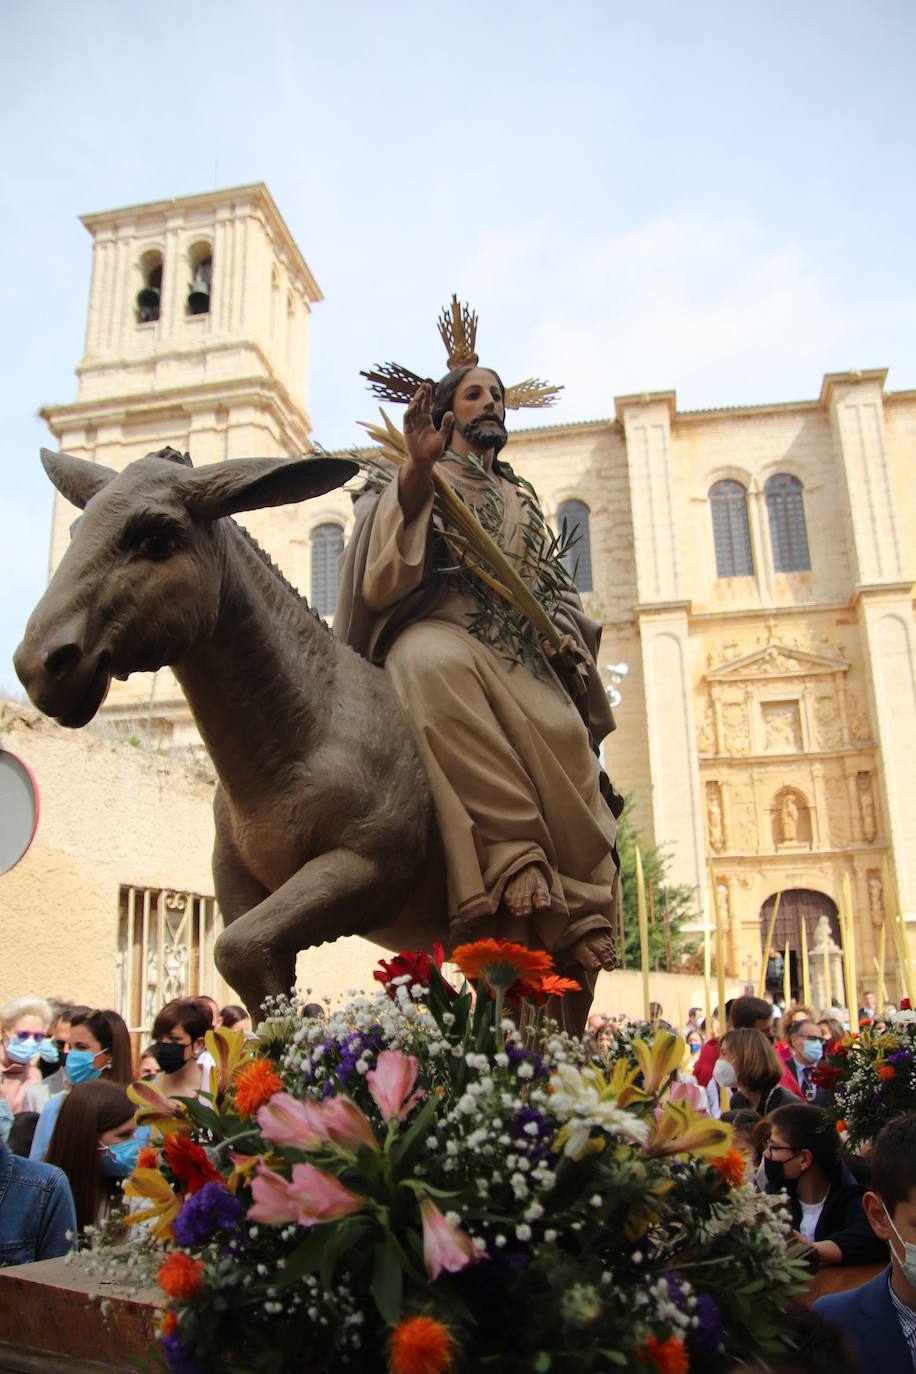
[360,295,564,411]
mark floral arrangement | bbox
[115,940,808,1374]
[815,1004,916,1150]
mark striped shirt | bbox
[888,1274,916,1370]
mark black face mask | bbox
[152,1041,190,1075]
[764,1153,800,1191]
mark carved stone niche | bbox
[704,642,850,758]
[706,781,726,852]
[771,786,812,848]
[867,871,884,928]
[857,771,878,842]
[761,700,803,754]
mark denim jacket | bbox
[0,1143,76,1267]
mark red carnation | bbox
[163,1134,222,1195]
[374,943,455,999]
[901,999,912,1011]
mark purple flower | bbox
[507,1043,548,1080]
[889,1050,912,1064]
[160,1331,203,1374]
[172,1181,242,1247]
[512,1106,554,1163]
[694,1293,722,1352]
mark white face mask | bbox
[713,1058,738,1089]
[885,1204,916,1288]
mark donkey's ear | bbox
[41,448,117,510]
[183,456,359,519]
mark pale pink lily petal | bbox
[366,1050,424,1123]
[420,1196,477,1279]
[320,1095,380,1153]
[668,1080,706,1113]
[257,1092,327,1150]
[248,1164,300,1224]
[287,1162,364,1226]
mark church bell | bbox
[187,280,210,315]
[136,286,160,322]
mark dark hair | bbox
[302,1003,326,1021]
[767,1103,839,1177]
[219,1004,249,1028]
[46,1080,134,1232]
[721,1108,762,1134]
[720,1028,784,1095]
[731,995,774,1029]
[152,997,213,1044]
[871,1114,916,1213]
[68,1009,133,1085]
[430,365,506,429]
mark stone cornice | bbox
[614,391,677,424]
[818,368,888,406]
[80,183,322,302]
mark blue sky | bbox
[2,1,914,686]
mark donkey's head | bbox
[14,447,357,728]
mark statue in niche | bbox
[780,792,799,844]
[868,875,884,928]
[715,881,731,933]
[858,774,877,842]
[707,788,725,852]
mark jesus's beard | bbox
[460,415,508,454]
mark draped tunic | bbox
[335,453,619,969]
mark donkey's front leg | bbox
[213,848,390,1020]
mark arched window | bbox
[557,499,593,592]
[765,473,811,572]
[136,251,163,323]
[709,480,754,577]
[310,524,344,617]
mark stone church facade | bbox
[36,183,916,1007]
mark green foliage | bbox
[615,796,699,969]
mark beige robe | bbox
[335,455,618,972]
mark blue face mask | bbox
[35,1038,60,1065]
[65,1049,105,1085]
[4,1037,41,1065]
[801,1038,824,1065]
[100,1136,140,1178]
[0,1101,13,1146]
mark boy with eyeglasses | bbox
[814,1115,916,1370]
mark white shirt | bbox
[798,1196,826,1242]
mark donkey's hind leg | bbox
[213,847,391,1021]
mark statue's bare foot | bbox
[502,864,551,918]
[567,930,618,973]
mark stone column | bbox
[809,916,845,1014]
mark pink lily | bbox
[420,1196,477,1280]
[667,1079,707,1114]
[257,1091,380,1155]
[366,1050,424,1123]
[248,1160,364,1227]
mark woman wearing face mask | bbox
[150,997,213,1102]
[762,1103,889,1266]
[0,996,55,1115]
[29,1009,132,1162]
[714,1029,800,1117]
[45,1081,138,1238]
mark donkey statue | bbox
[15,447,447,1015]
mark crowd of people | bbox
[1,987,915,1370]
[0,992,252,1262]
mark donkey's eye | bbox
[135,531,179,559]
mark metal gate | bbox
[115,885,223,1049]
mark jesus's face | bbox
[450,368,507,457]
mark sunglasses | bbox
[10,1030,46,1043]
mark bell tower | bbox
[40,184,327,750]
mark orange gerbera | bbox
[159,1309,178,1336]
[163,1134,222,1195]
[878,1064,896,1080]
[389,1314,455,1374]
[136,1145,159,1171]
[835,1119,848,1133]
[451,939,554,992]
[234,1058,284,1116]
[710,1147,746,1188]
[638,1335,690,1374]
[158,1251,205,1302]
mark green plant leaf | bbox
[389,1093,440,1174]
[371,1237,403,1324]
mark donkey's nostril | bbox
[44,643,83,679]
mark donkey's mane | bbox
[230,518,331,633]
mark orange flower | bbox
[136,1145,159,1171]
[389,1314,455,1374]
[537,974,582,997]
[878,1065,896,1080]
[234,1059,284,1116]
[159,1309,178,1336]
[638,1335,690,1374]
[835,1119,848,1133]
[451,939,554,992]
[710,1147,746,1188]
[158,1252,204,1302]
